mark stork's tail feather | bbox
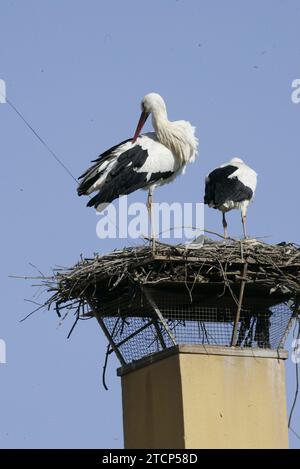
[86,193,103,208]
[77,177,94,196]
[77,185,88,197]
[77,169,105,196]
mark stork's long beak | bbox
[132,111,149,143]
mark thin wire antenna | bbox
[1,91,130,240]
[1,91,78,184]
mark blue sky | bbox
[0,0,299,448]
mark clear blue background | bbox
[0,0,299,448]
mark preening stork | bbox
[204,158,257,238]
[77,93,198,244]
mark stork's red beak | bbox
[132,111,149,143]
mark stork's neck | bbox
[151,110,195,165]
[151,110,174,152]
[151,106,168,131]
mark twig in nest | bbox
[288,318,300,429]
[67,303,81,339]
[20,304,45,322]
[102,344,110,391]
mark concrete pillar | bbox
[118,345,289,449]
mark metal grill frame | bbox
[87,281,298,366]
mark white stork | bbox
[77,93,198,243]
[204,158,257,239]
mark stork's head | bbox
[132,93,167,143]
[230,157,244,164]
[142,93,167,115]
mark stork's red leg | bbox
[222,212,228,239]
[242,214,247,238]
[147,187,156,252]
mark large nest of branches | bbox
[41,238,300,320]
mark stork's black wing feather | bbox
[90,138,133,164]
[77,138,133,196]
[86,144,173,208]
[204,165,253,208]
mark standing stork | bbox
[204,158,257,238]
[77,93,198,246]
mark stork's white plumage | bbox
[78,93,198,213]
[204,158,257,238]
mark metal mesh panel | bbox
[98,288,295,365]
[103,316,166,363]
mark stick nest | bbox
[41,238,300,318]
